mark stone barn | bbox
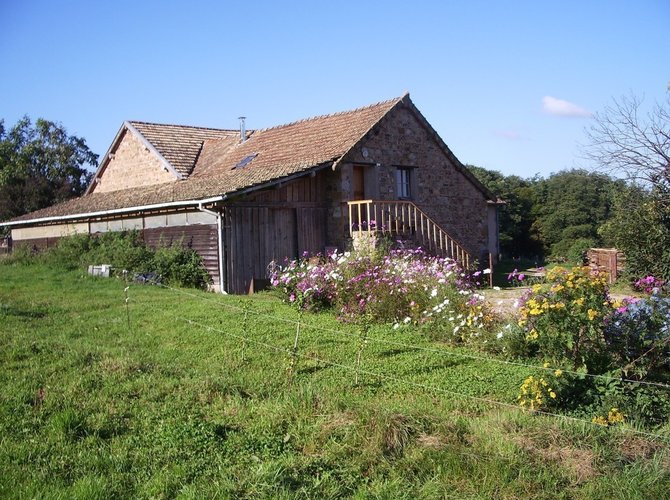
[1,93,502,293]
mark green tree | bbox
[584,91,670,279]
[0,116,97,222]
[599,186,670,280]
[530,169,624,261]
[467,165,542,258]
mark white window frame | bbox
[396,167,412,199]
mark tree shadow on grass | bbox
[0,302,49,319]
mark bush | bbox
[45,233,98,269]
[270,248,497,342]
[515,266,612,373]
[605,293,670,382]
[566,238,597,265]
[509,265,670,427]
[86,231,154,273]
[152,245,211,289]
[2,232,211,290]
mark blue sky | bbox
[1,0,668,179]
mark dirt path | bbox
[481,287,528,316]
[480,287,634,317]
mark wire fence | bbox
[126,281,670,443]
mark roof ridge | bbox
[128,120,240,133]
[252,94,405,134]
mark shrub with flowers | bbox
[604,291,670,381]
[633,275,667,295]
[514,266,612,373]
[270,251,341,311]
[592,407,626,427]
[507,265,670,427]
[270,248,496,340]
[517,374,558,411]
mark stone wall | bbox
[92,130,175,193]
[325,102,492,257]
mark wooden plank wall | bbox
[143,225,219,287]
[586,248,625,284]
[225,175,328,293]
[12,237,60,252]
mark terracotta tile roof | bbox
[129,121,240,177]
[8,96,404,223]
[192,96,400,178]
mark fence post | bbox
[355,319,369,386]
[287,309,302,386]
[123,286,131,333]
[241,301,250,363]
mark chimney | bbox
[238,116,246,142]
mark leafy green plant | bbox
[152,244,211,289]
[516,266,612,373]
[3,232,210,289]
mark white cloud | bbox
[542,96,592,118]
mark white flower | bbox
[430,288,438,298]
[483,268,491,274]
[453,326,460,333]
[497,331,504,339]
[403,316,411,324]
[493,286,501,291]
[393,323,400,330]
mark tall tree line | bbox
[469,166,627,263]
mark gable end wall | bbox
[332,104,490,257]
[92,130,176,193]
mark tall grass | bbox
[0,263,668,498]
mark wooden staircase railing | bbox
[347,200,471,267]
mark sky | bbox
[1,0,668,179]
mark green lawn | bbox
[0,262,668,498]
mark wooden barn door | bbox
[225,206,299,293]
[297,207,327,256]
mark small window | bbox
[233,153,258,169]
[396,167,412,199]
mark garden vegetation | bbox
[1,236,668,497]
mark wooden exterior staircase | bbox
[347,200,471,268]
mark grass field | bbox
[1,262,668,498]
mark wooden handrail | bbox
[347,200,471,268]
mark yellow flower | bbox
[543,362,550,368]
[529,307,543,316]
[549,391,557,399]
[607,408,625,424]
[592,415,609,426]
[526,329,539,340]
[554,369,563,377]
[550,284,564,293]
[572,297,585,307]
[587,309,598,321]
[532,284,543,293]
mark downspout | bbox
[198,202,227,294]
